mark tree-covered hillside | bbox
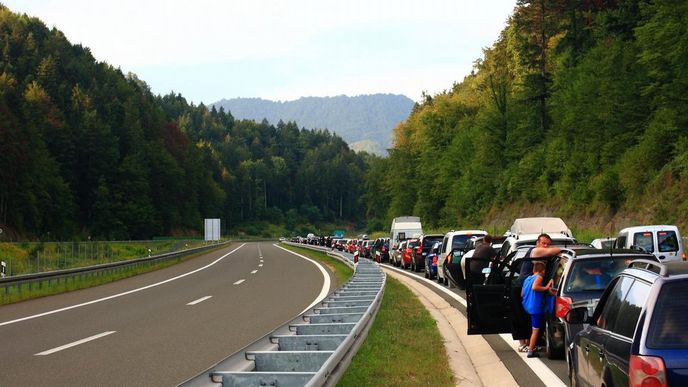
[366,0,688,233]
[212,94,414,155]
[0,5,367,240]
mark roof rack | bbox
[628,259,667,276]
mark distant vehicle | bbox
[389,216,423,266]
[412,233,443,273]
[614,224,685,262]
[590,237,615,249]
[401,238,419,270]
[373,237,390,263]
[499,217,578,258]
[424,241,442,280]
[566,260,688,387]
[393,240,408,267]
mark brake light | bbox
[555,297,572,319]
[432,256,437,265]
[416,246,422,254]
[630,355,667,387]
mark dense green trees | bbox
[0,6,366,240]
[368,0,688,231]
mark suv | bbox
[437,230,487,288]
[566,260,688,387]
[411,233,444,273]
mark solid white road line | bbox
[251,270,258,274]
[258,264,263,267]
[233,279,245,285]
[1,244,247,327]
[384,264,566,387]
[187,296,212,306]
[273,244,330,315]
[35,331,116,356]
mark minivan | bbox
[614,225,685,262]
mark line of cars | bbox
[460,221,687,386]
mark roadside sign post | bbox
[1,261,6,278]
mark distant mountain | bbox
[212,94,414,154]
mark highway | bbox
[0,242,335,386]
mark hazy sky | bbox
[3,0,516,104]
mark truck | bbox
[389,216,423,267]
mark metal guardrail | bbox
[0,241,230,291]
[181,244,385,387]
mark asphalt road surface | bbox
[0,242,334,386]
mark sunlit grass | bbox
[338,277,454,386]
[279,244,353,287]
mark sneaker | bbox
[527,352,539,358]
[518,345,529,352]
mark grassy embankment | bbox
[0,240,222,305]
[280,245,453,386]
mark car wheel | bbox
[545,322,564,359]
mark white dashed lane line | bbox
[233,279,245,285]
[187,296,212,306]
[35,331,116,356]
[251,270,258,274]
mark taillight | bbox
[416,246,422,254]
[432,256,437,265]
[683,252,686,261]
[629,355,667,387]
[382,246,386,252]
[555,297,572,318]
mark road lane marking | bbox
[251,270,258,274]
[274,244,330,315]
[383,263,566,387]
[1,244,247,327]
[35,331,116,356]
[258,264,263,267]
[187,296,212,305]
[234,279,245,285]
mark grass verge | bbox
[338,276,454,386]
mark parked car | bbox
[614,224,685,262]
[566,260,688,387]
[437,230,487,288]
[411,233,444,273]
[590,237,616,249]
[401,238,419,270]
[393,240,407,267]
[373,237,390,263]
[424,241,442,280]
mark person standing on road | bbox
[518,233,561,350]
[521,261,556,358]
[473,234,497,261]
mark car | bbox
[401,238,419,270]
[566,260,688,387]
[411,233,444,273]
[614,224,685,262]
[393,240,407,267]
[362,240,374,258]
[460,235,507,281]
[424,241,442,280]
[438,230,487,288]
[373,237,390,263]
[590,237,615,249]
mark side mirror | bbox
[565,307,591,324]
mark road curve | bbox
[0,242,335,386]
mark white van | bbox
[614,225,685,262]
[390,216,423,266]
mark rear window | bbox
[407,240,418,248]
[423,236,443,247]
[647,281,688,349]
[657,231,679,253]
[451,235,473,249]
[565,258,630,292]
[633,232,655,253]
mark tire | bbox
[545,322,565,359]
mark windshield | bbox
[564,257,630,292]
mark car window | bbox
[451,235,472,250]
[407,240,418,248]
[615,235,627,249]
[424,236,443,248]
[633,232,655,253]
[612,280,650,338]
[552,258,566,289]
[647,281,688,349]
[564,258,629,292]
[597,276,633,331]
[657,231,679,253]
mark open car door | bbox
[465,253,536,339]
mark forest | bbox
[0,5,367,240]
[364,0,688,234]
[2,0,688,241]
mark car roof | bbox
[446,230,487,237]
[565,248,657,258]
